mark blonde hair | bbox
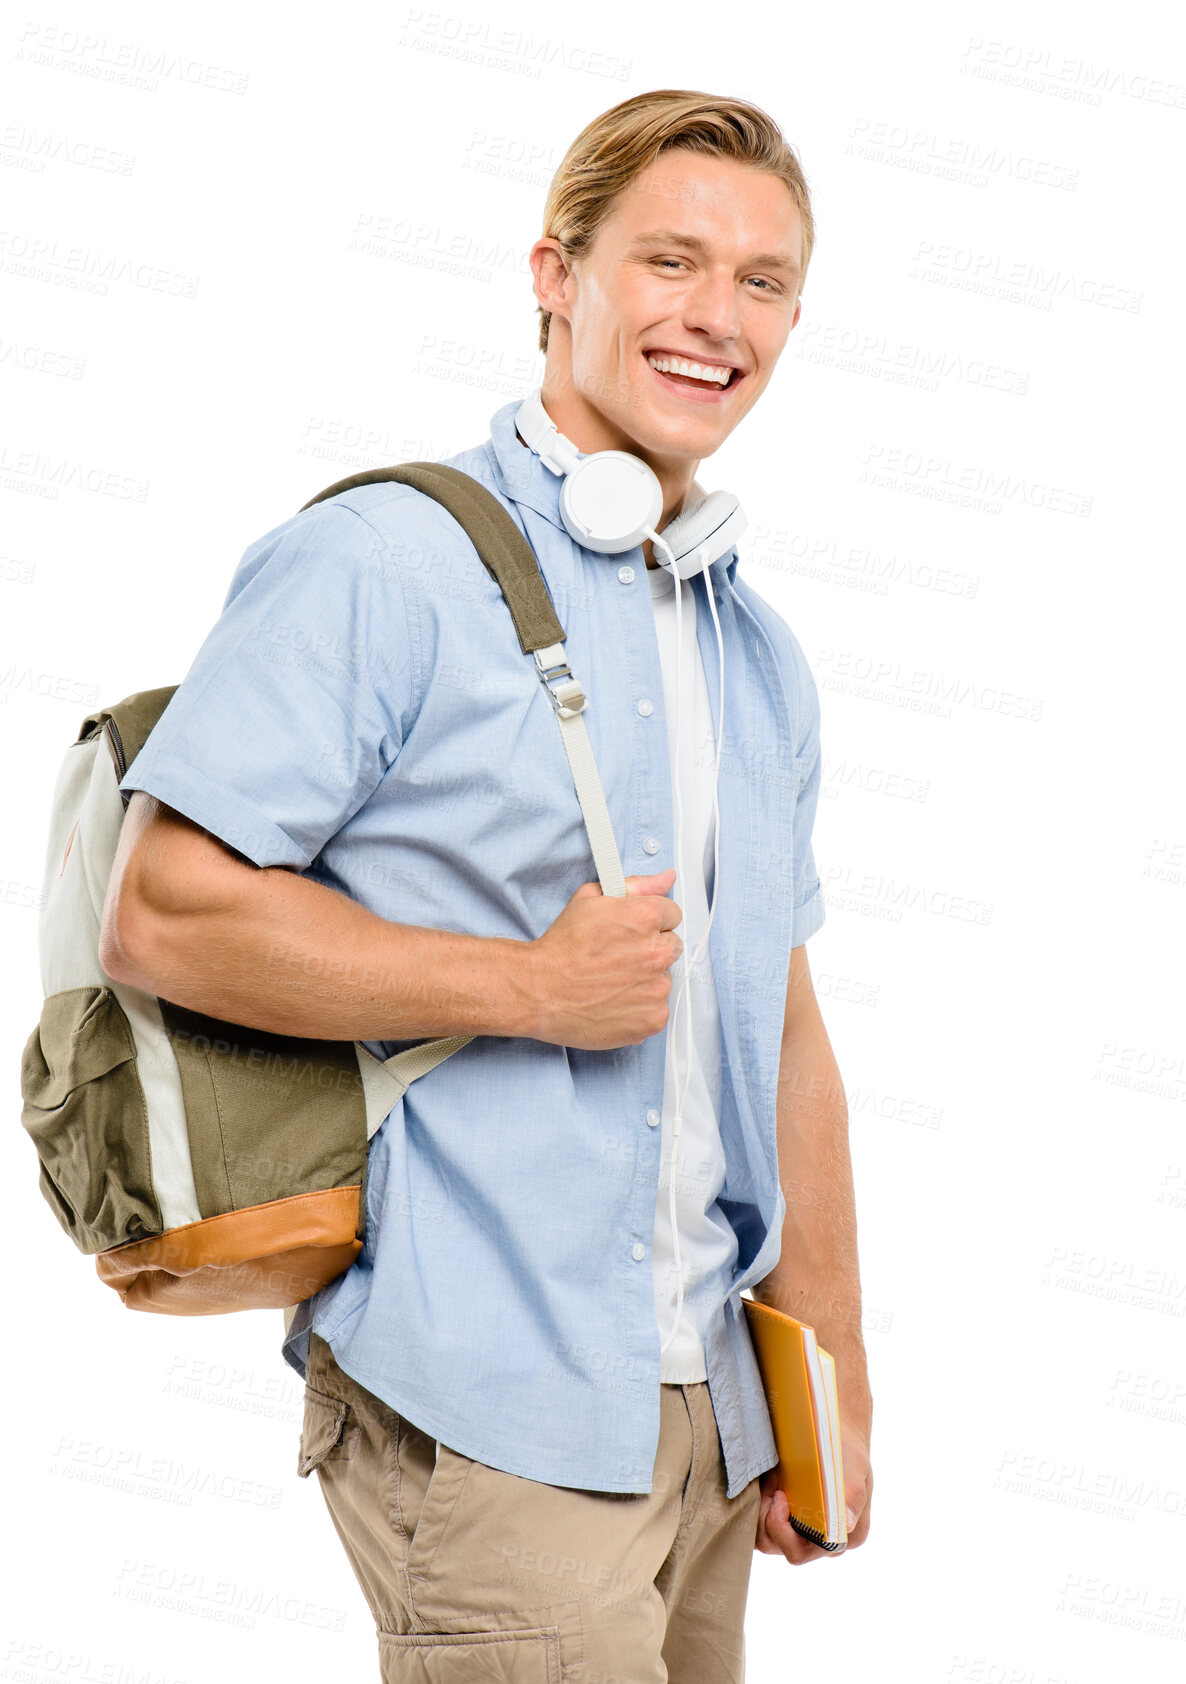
[536,89,814,354]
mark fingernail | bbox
[845,1506,857,1530]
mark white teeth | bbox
[646,353,733,386]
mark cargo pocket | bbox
[377,1624,562,1681]
[20,985,159,1254]
[297,1385,357,1478]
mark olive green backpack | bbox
[20,462,627,1319]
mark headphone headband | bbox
[514,388,581,476]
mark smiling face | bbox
[531,149,804,475]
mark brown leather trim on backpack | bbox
[93,1185,362,1315]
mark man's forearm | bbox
[104,858,543,1044]
[753,1024,873,1437]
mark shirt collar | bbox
[485,396,740,587]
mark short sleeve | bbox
[789,641,825,947]
[118,499,411,870]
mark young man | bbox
[102,90,872,1682]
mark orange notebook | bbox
[742,1296,847,1552]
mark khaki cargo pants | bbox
[297,1332,762,1681]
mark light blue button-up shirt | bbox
[118,397,826,1498]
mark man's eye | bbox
[654,259,781,294]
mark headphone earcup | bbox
[658,490,747,577]
[558,451,664,555]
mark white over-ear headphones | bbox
[514,386,746,577]
[514,385,738,1363]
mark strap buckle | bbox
[534,643,587,720]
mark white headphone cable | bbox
[647,529,725,1358]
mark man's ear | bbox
[530,239,576,325]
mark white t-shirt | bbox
[646,560,740,1381]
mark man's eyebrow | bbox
[626,228,800,276]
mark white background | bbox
[3,1,1184,1679]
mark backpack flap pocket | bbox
[21,985,161,1254]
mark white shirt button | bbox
[643,836,660,855]
[637,698,653,717]
[618,565,635,584]
[632,1242,646,1261]
[646,1108,660,1127]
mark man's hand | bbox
[526,866,684,1049]
[754,1425,872,1561]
